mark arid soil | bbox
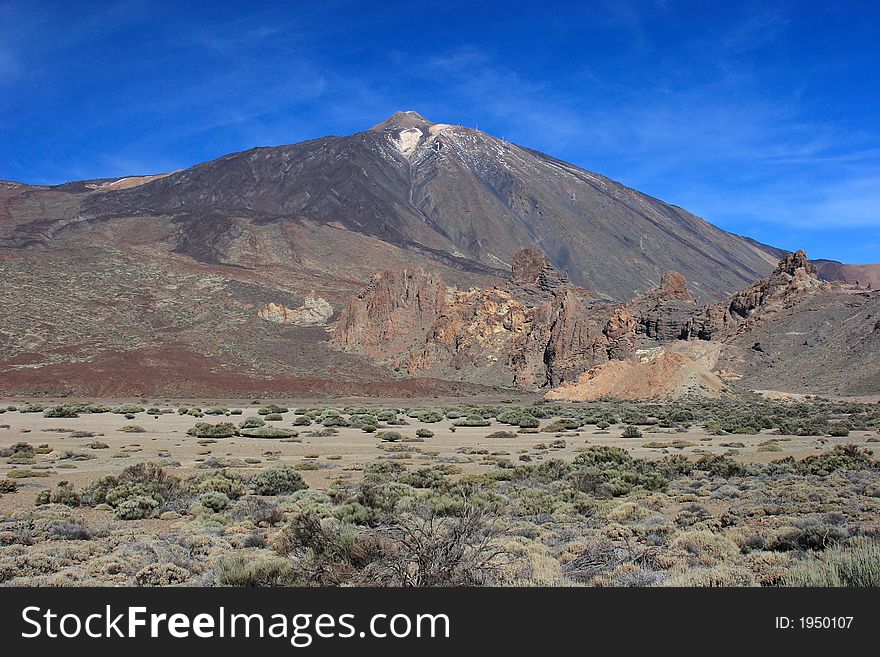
[3,399,876,511]
[1,397,878,587]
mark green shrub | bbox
[186,422,237,438]
[119,425,145,433]
[796,445,874,476]
[348,414,378,429]
[218,555,297,586]
[238,427,298,439]
[37,482,81,507]
[258,405,288,415]
[115,495,159,520]
[695,454,746,478]
[251,467,308,495]
[770,524,848,552]
[453,415,491,427]
[112,404,144,415]
[486,431,516,439]
[377,430,403,442]
[0,442,34,458]
[238,416,265,429]
[572,446,632,468]
[190,473,246,499]
[622,425,643,438]
[84,462,184,514]
[199,491,231,512]
[42,405,79,418]
[542,418,581,432]
[415,428,434,438]
[664,565,755,587]
[568,446,667,497]
[6,469,49,479]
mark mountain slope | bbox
[3,111,781,301]
[814,259,880,289]
[4,112,872,397]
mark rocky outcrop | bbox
[406,287,534,380]
[333,250,613,389]
[599,271,698,358]
[546,341,726,401]
[258,293,333,326]
[543,289,611,386]
[332,268,448,357]
[330,249,840,394]
[693,249,825,340]
[510,248,569,292]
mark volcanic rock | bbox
[258,294,333,326]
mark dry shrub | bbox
[277,503,510,587]
[671,531,739,565]
[782,538,880,587]
[664,564,755,587]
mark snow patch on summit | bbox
[393,127,424,158]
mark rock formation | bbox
[330,248,847,396]
[332,249,614,388]
[258,293,334,326]
[332,268,449,358]
[692,249,825,340]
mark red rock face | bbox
[332,268,448,359]
[544,288,610,386]
[696,249,825,339]
[600,271,699,352]
[659,271,694,301]
[332,250,613,389]
[605,306,637,360]
[330,249,835,392]
[510,249,548,285]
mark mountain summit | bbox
[3,110,783,301]
[370,110,435,131]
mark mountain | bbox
[813,259,880,289]
[3,111,782,301]
[0,112,875,397]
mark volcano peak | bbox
[370,110,434,132]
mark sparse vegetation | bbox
[0,397,878,587]
[251,466,308,496]
[186,422,237,438]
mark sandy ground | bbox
[2,399,877,515]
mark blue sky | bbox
[1,1,878,263]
